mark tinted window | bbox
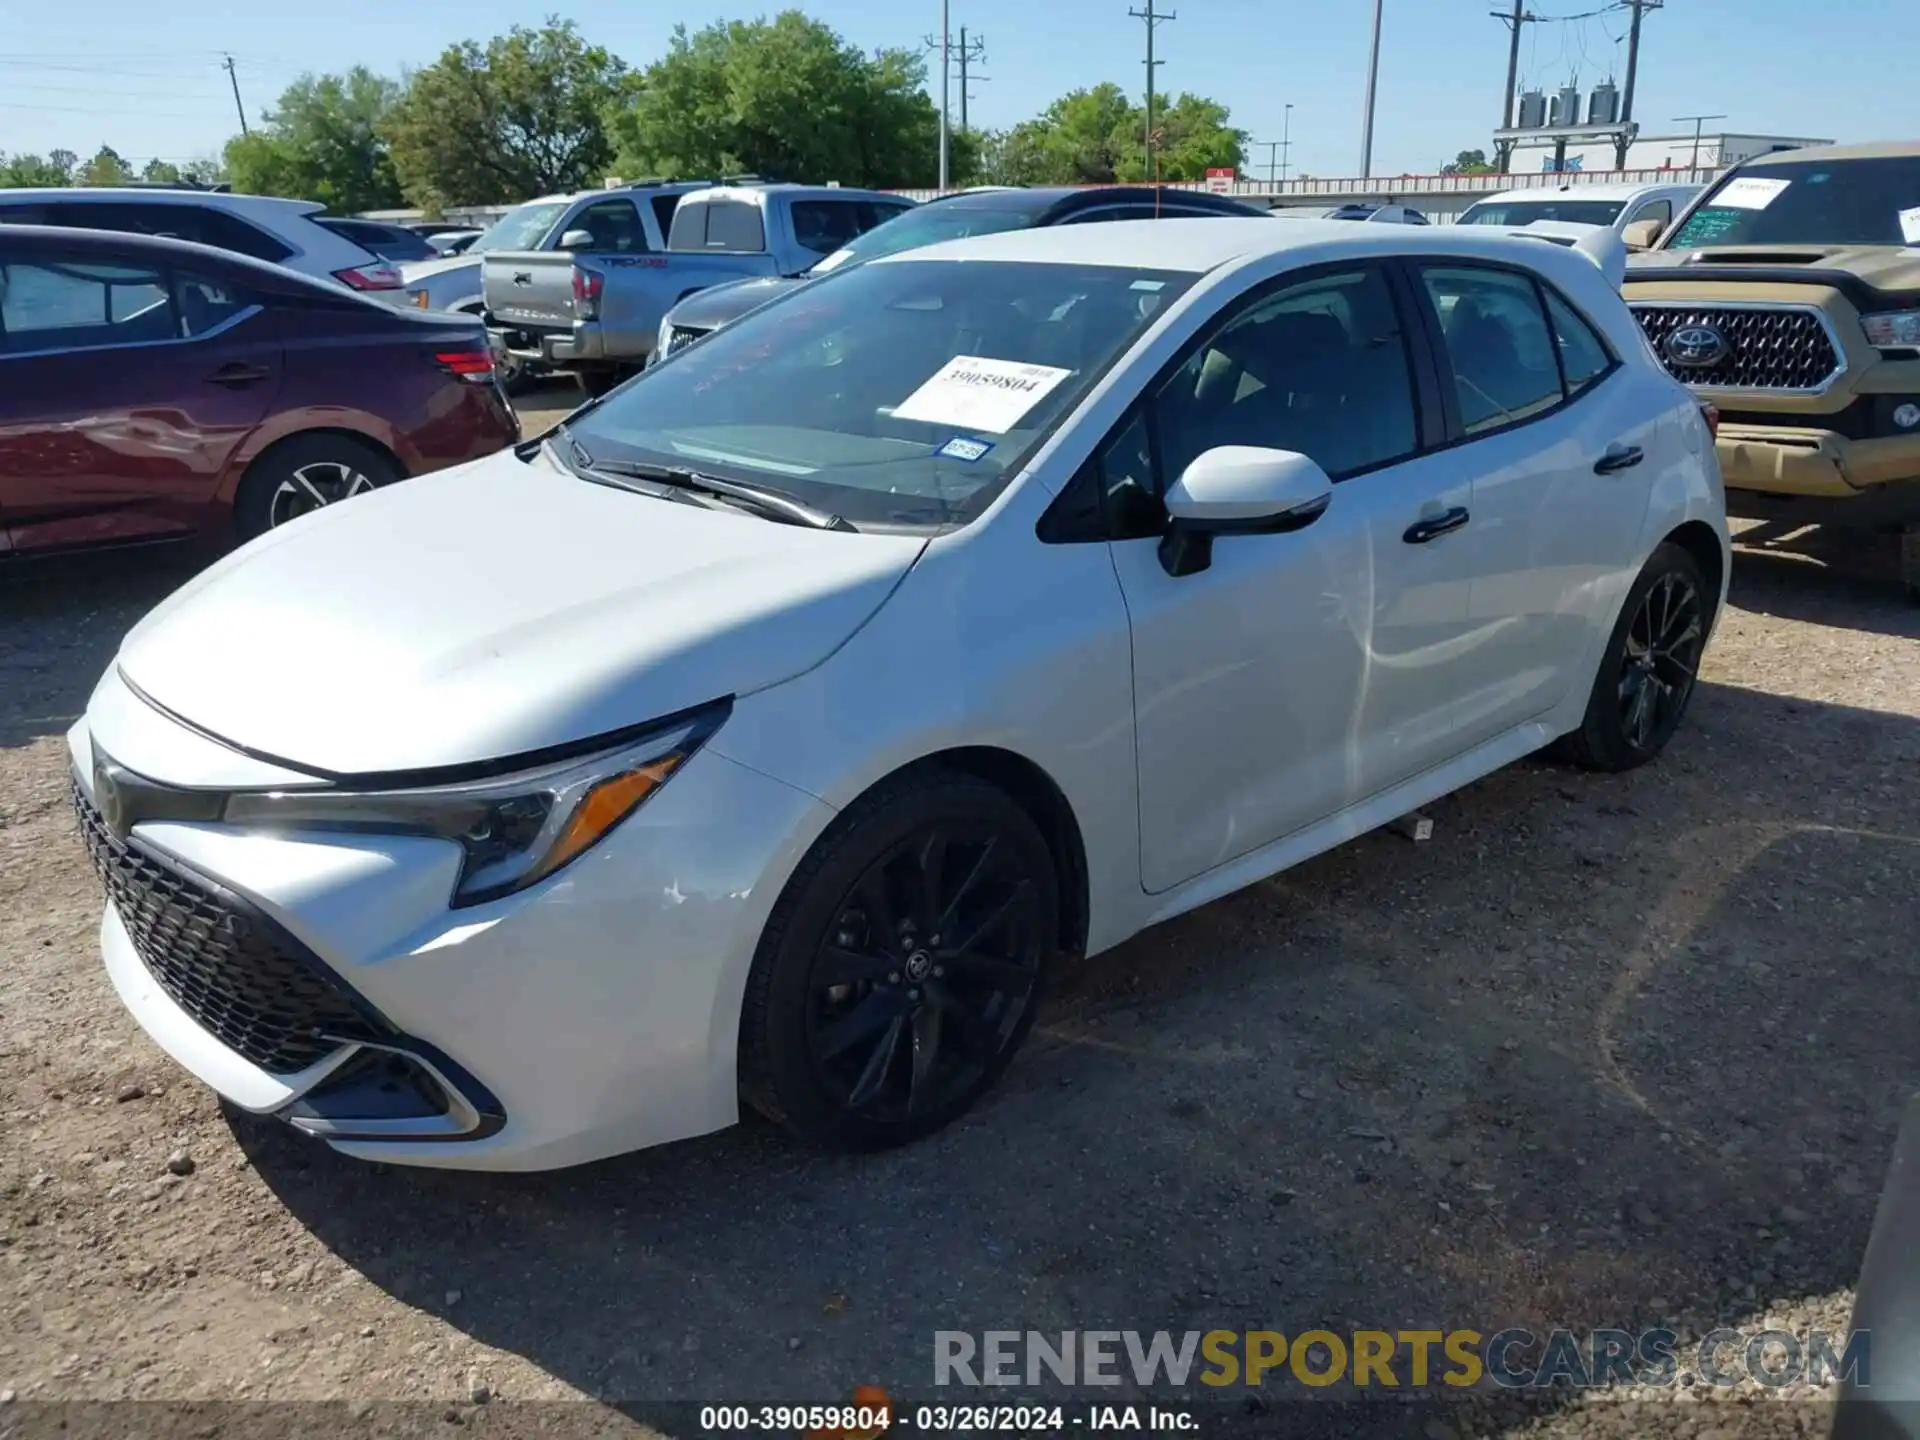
[567,199,649,253]
[1629,199,1673,229]
[1062,205,1155,225]
[1457,199,1626,227]
[176,273,250,336]
[810,204,1033,273]
[40,201,292,262]
[1421,266,1562,435]
[317,219,434,262]
[0,259,176,352]
[791,200,874,255]
[704,200,766,252]
[648,193,683,238]
[1668,156,1920,248]
[1543,289,1612,396]
[1155,265,1418,483]
[567,259,1192,529]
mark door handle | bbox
[207,363,271,387]
[1403,506,1470,545]
[1594,444,1645,474]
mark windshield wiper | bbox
[563,439,857,533]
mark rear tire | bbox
[232,434,400,543]
[1554,542,1710,772]
[739,769,1059,1152]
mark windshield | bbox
[809,205,1036,275]
[468,201,571,255]
[1667,156,1920,249]
[1457,198,1625,227]
[564,258,1194,530]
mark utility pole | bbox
[1489,1,1537,173]
[1615,0,1661,168]
[954,28,988,132]
[1128,0,1175,180]
[1281,102,1292,183]
[221,54,249,136]
[1674,113,1726,171]
[1252,141,1281,188]
[939,0,950,190]
[1359,0,1383,179]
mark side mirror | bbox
[1621,218,1664,252]
[1158,446,1333,578]
[559,228,596,252]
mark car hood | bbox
[1629,245,1920,293]
[115,449,927,777]
[398,254,479,285]
[670,276,810,331]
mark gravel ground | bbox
[2,438,1916,1440]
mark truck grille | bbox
[72,775,380,1074]
[1630,304,1841,393]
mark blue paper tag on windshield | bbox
[937,436,995,463]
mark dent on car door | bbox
[0,256,280,551]
[1102,261,1479,893]
[1411,261,1659,743]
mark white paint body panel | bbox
[77,217,1729,1169]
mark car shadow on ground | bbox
[1730,526,1920,640]
[0,546,201,750]
[231,668,1920,1435]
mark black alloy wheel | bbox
[1556,542,1710,771]
[741,771,1060,1150]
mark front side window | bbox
[790,200,874,255]
[467,200,572,254]
[1629,199,1674,230]
[1666,156,1920,249]
[567,199,649,253]
[565,258,1193,529]
[0,259,174,352]
[1420,266,1563,435]
[1154,265,1420,485]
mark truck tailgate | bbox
[482,252,576,329]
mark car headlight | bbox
[221,708,722,907]
[1862,310,1920,349]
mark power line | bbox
[1127,0,1174,180]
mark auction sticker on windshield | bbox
[1900,206,1920,246]
[1715,176,1791,210]
[892,355,1074,434]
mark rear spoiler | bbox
[1502,221,1628,289]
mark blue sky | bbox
[2,0,1913,180]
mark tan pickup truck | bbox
[1623,141,1920,600]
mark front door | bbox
[1410,262,1661,744]
[1106,262,1481,893]
[0,253,279,551]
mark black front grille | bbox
[1632,305,1841,391]
[666,324,709,354]
[72,775,379,1074]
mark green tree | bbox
[1121,92,1246,182]
[223,68,402,211]
[1441,147,1494,175]
[141,159,183,183]
[977,83,1243,187]
[77,145,133,186]
[0,149,77,186]
[609,12,965,188]
[383,18,631,208]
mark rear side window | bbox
[176,273,251,336]
[40,201,293,263]
[1420,266,1564,435]
[790,200,877,255]
[0,258,177,353]
[648,194,683,238]
[1543,289,1613,396]
[317,219,434,262]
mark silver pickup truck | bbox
[482,182,912,392]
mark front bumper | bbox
[1717,426,1920,504]
[70,696,834,1171]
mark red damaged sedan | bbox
[0,224,518,556]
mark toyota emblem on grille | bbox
[1664,323,1730,369]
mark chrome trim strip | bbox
[1627,299,1848,398]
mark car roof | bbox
[1742,140,1920,165]
[0,186,327,216]
[879,214,1612,275]
[1468,182,1695,204]
[0,222,367,297]
[923,185,1258,219]
[684,183,907,204]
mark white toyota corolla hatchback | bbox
[71,219,1728,1171]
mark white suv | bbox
[0,187,407,299]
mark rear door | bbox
[0,247,279,551]
[1408,260,1661,743]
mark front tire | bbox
[739,769,1060,1152]
[1555,542,1710,771]
[232,434,399,542]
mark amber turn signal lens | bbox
[541,757,684,878]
